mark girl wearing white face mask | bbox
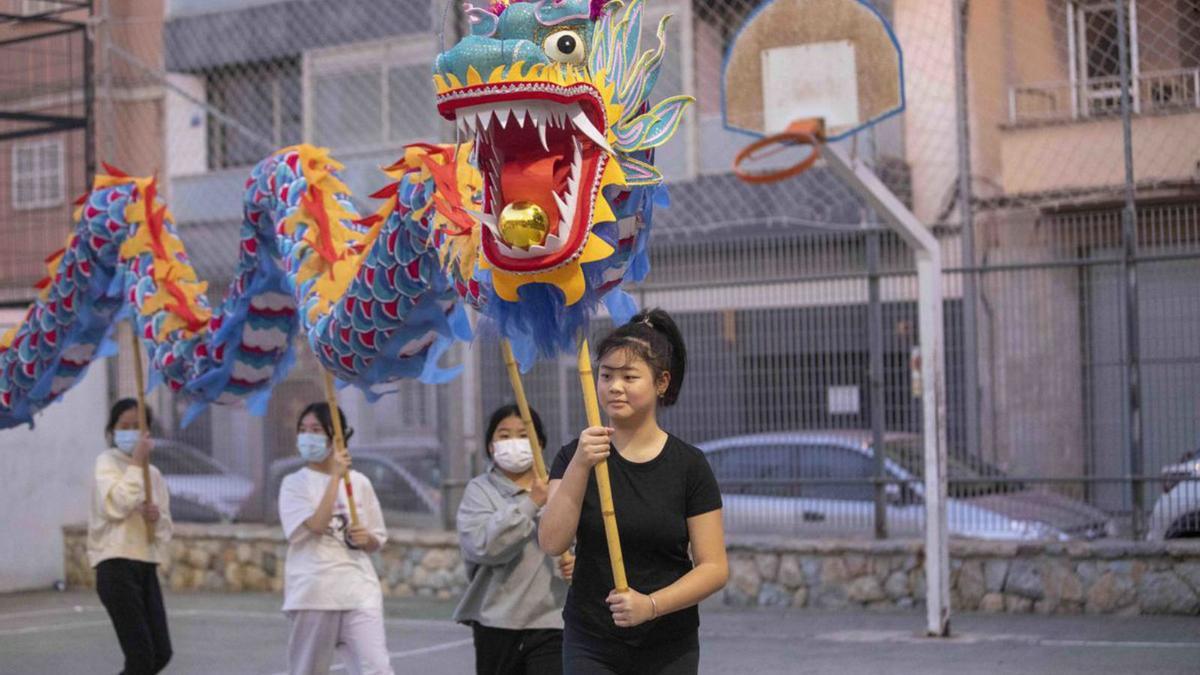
[454,404,575,675]
[278,402,393,675]
[88,398,174,675]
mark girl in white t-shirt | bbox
[278,402,393,675]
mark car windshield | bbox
[706,436,1021,500]
[706,442,876,501]
[879,439,1020,497]
[354,458,434,513]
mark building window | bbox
[206,59,302,170]
[303,36,444,154]
[1070,0,1139,116]
[11,139,64,210]
[1014,0,1200,123]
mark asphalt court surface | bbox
[2,590,1198,674]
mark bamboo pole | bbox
[577,338,628,592]
[127,325,154,545]
[501,339,573,575]
[499,340,548,481]
[323,370,359,527]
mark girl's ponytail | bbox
[596,308,688,407]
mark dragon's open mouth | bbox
[438,82,611,274]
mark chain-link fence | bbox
[18,0,1196,540]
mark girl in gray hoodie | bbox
[454,404,575,675]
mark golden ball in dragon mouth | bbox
[498,201,550,249]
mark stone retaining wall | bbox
[63,526,1200,615]
[725,538,1200,615]
[62,524,468,600]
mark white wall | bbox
[0,364,108,592]
[894,0,959,224]
[165,72,208,178]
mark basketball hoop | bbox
[722,0,905,185]
[732,118,826,184]
[718,0,951,640]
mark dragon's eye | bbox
[543,29,586,64]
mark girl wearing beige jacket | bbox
[88,398,173,675]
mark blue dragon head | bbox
[428,0,692,355]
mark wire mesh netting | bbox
[1,0,1197,540]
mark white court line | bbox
[267,638,474,675]
[813,630,1200,650]
[0,607,465,638]
[169,608,461,630]
[1041,639,1200,649]
[0,619,115,637]
[0,605,457,630]
[0,605,104,622]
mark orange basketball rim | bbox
[732,118,826,185]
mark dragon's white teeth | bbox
[458,99,610,261]
[512,106,528,128]
[482,221,504,241]
[570,109,613,155]
[493,228,568,259]
[462,102,611,156]
[465,208,498,228]
[568,137,583,195]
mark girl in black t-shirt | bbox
[540,309,729,675]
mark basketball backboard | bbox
[722,0,905,142]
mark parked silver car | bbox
[151,440,255,522]
[1146,449,1200,540]
[698,431,1114,541]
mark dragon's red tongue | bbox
[500,156,568,232]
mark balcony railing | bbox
[1008,68,1200,125]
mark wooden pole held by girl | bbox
[127,325,154,545]
[500,340,550,481]
[577,337,628,593]
[322,370,359,527]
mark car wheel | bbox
[1164,510,1200,539]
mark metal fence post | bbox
[96,0,114,164]
[1116,0,1145,539]
[868,227,887,540]
[83,0,96,183]
[954,0,982,463]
